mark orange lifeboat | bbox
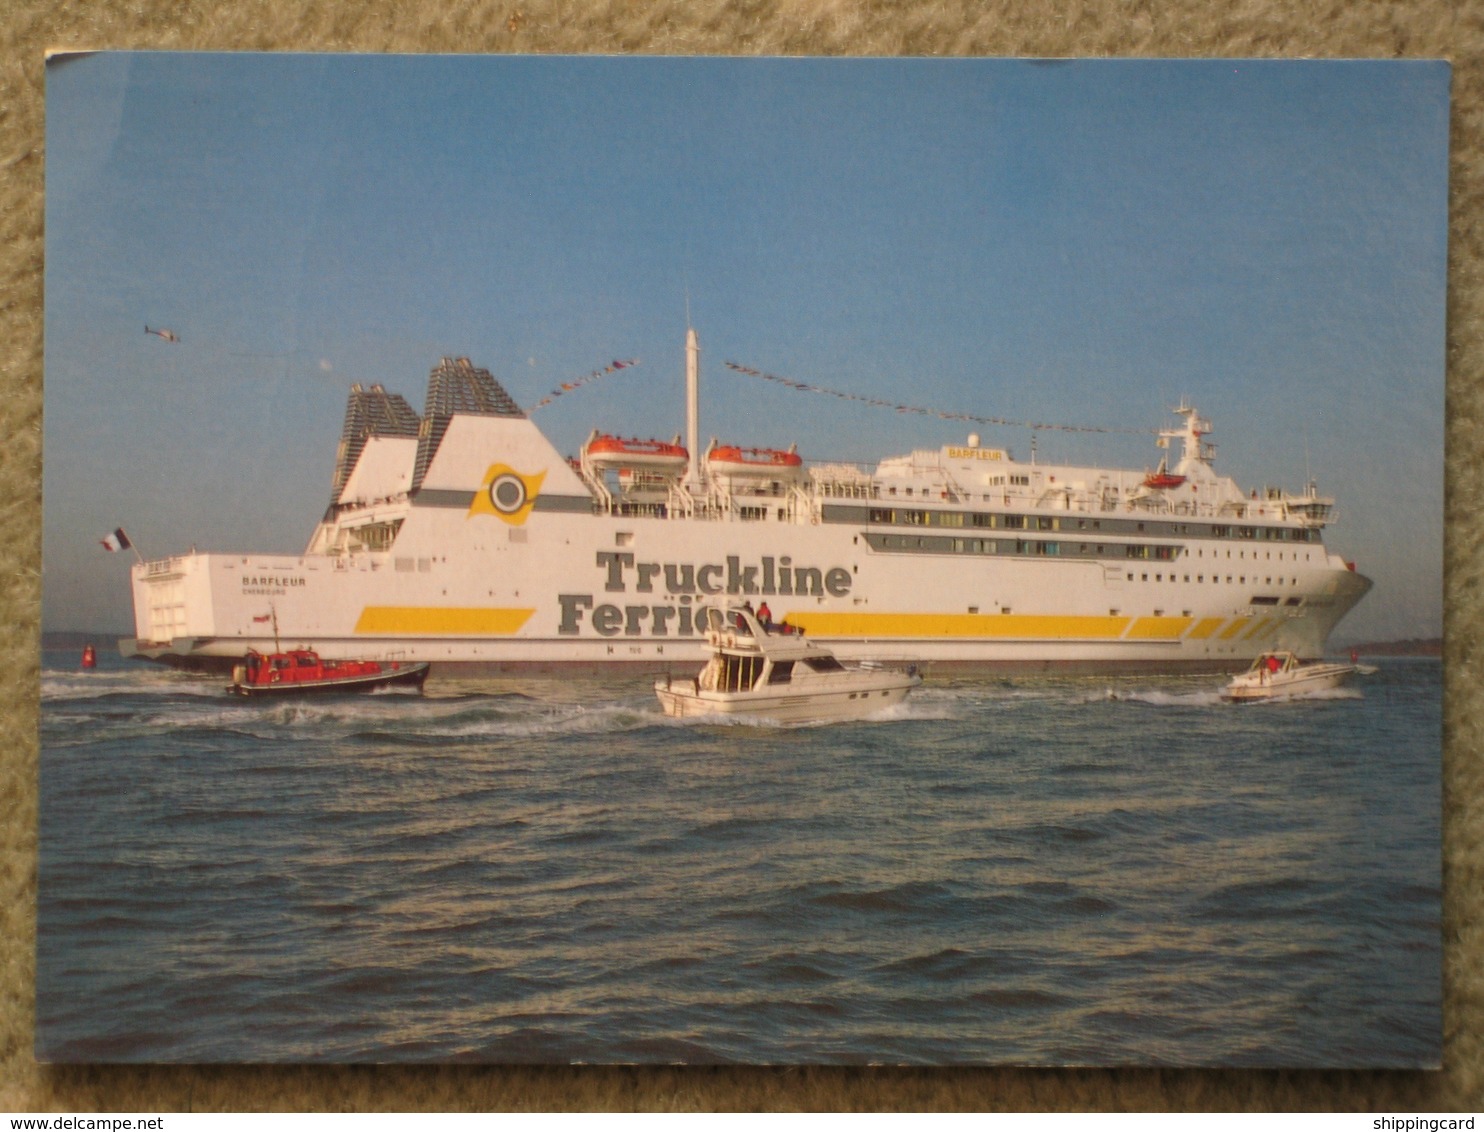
[585,434,689,474]
[707,444,804,479]
[1142,457,1186,490]
[1143,471,1187,489]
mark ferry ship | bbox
[123,330,1371,673]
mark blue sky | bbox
[44,53,1449,641]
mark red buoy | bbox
[81,644,97,670]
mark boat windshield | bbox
[802,655,845,673]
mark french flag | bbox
[100,528,132,553]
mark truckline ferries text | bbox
[124,331,1371,673]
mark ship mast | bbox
[685,327,702,490]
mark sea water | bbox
[36,647,1441,1066]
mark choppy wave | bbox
[36,654,1441,1066]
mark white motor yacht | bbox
[655,605,920,723]
[1222,650,1358,702]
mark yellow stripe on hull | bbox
[1125,616,1194,640]
[1187,617,1228,640]
[1243,616,1280,641]
[354,606,536,635]
[786,612,1131,640]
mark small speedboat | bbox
[228,648,429,697]
[655,605,920,723]
[1222,650,1357,703]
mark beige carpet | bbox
[3,0,1480,1111]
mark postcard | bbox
[40,53,1447,1065]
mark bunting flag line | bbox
[723,362,1156,436]
[529,359,641,411]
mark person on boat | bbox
[736,600,755,631]
[757,601,773,631]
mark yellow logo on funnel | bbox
[468,464,545,525]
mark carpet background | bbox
[2,0,1480,1112]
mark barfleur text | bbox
[558,552,851,637]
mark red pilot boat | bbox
[227,648,429,697]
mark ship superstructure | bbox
[125,332,1371,673]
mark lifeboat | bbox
[1142,457,1186,490]
[1143,472,1187,489]
[585,434,689,474]
[707,444,804,480]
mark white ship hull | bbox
[125,517,1371,673]
[124,347,1373,675]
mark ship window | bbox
[767,661,794,684]
[935,512,964,528]
[1003,515,1025,530]
[870,508,893,523]
[616,532,634,547]
[972,513,996,528]
[802,655,845,673]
